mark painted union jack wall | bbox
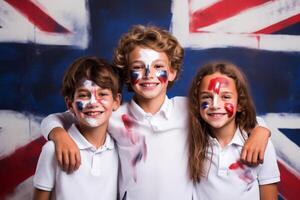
[0,0,299,199]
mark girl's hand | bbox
[241,126,270,165]
[49,127,81,172]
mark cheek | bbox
[130,71,142,85]
[156,70,168,83]
[75,100,89,111]
[224,103,234,117]
[200,101,209,110]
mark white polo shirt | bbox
[41,96,194,200]
[194,129,280,200]
[34,124,118,200]
[40,96,270,200]
[108,96,193,200]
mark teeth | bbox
[84,111,103,116]
[141,83,157,87]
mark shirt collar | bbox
[129,95,171,120]
[208,128,247,147]
[68,124,115,151]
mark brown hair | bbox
[188,61,257,183]
[61,56,120,101]
[113,24,184,91]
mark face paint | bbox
[208,77,229,108]
[145,64,150,77]
[201,101,209,110]
[155,70,168,83]
[208,77,229,95]
[130,70,142,85]
[75,80,104,110]
[225,103,234,117]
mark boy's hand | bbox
[49,127,81,172]
[241,126,270,166]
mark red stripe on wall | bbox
[189,0,269,32]
[277,160,300,200]
[254,13,300,34]
[0,137,46,199]
[4,0,71,33]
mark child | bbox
[40,25,270,200]
[33,57,121,200]
[188,61,280,200]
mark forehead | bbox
[77,80,101,90]
[128,46,169,63]
[199,73,236,91]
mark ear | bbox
[112,93,122,111]
[168,67,177,82]
[65,97,74,112]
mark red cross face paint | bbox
[208,77,229,95]
[72,80,114,127]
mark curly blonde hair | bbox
[113,24,184,90]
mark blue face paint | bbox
[130,70,141,85]
[76,101,84,111]
[156,70,168,83]
[144,64,150,77]
[201,101,209,110]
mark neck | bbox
[134,95,166,114]
[211,120,237,148]
[78,123,107,148]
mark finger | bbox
[56,149,63,168]
[240,148,247,163]
[258,149,265,164]
[245,148,253,165]
[74,151,81,170]
[69,152,76,172]
[62,151,70,172]
[251,149,259,166]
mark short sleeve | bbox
[33,141,57,191]
[40,111,76,140]
[257,139,280,185]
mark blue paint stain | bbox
[145,64,150,77]
[130,70,140,84]
[201,102,209,110]
[76,101,83,111]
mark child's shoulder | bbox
[169,96,188,107]
[41,140,55,154]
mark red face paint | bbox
[224,103,234,117]
[208,77,229,94]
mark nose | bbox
[212,93,221,109]
[143,65,155,78]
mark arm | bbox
[41,111,80,172]
[259,183,278,200]
[241,117,270,165]
[33,189,51,200]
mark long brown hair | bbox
[188,61,257,183]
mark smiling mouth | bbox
[83,111,104,117]
[139,83,159,88]
[208,113,226,117]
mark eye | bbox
[200,94,212,100]
[154,64,165,69]
[222,94,232,100]
[77,93,89,99]
[131,64,144,71]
